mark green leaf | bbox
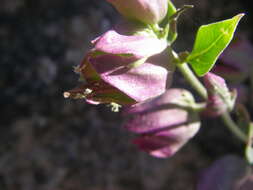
[187,14,244,76]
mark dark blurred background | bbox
[0,0,252,190]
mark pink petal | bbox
[93,30,167,58]
[90,54,168,102]
[133,121,200,158]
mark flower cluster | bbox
[65,0,244,158]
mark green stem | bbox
[175,58,247,143]
[191,102,206,112]
[177,63,207,99]
[221,112,247,143]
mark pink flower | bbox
[124,89,200,158]
[107,0,168,24]
[65,30,170,105]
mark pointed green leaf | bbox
[187,14,244,76]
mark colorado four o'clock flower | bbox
[64,30,169,105]
[107,0,168,24]
[124,89,200,158]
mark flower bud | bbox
[107,0,169,24]
[203,73,237,117]
[124,89,200,158]
[65,30,170,106]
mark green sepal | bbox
[167,0,177,18]
[160,3,193,42]
[166,5,194,44]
